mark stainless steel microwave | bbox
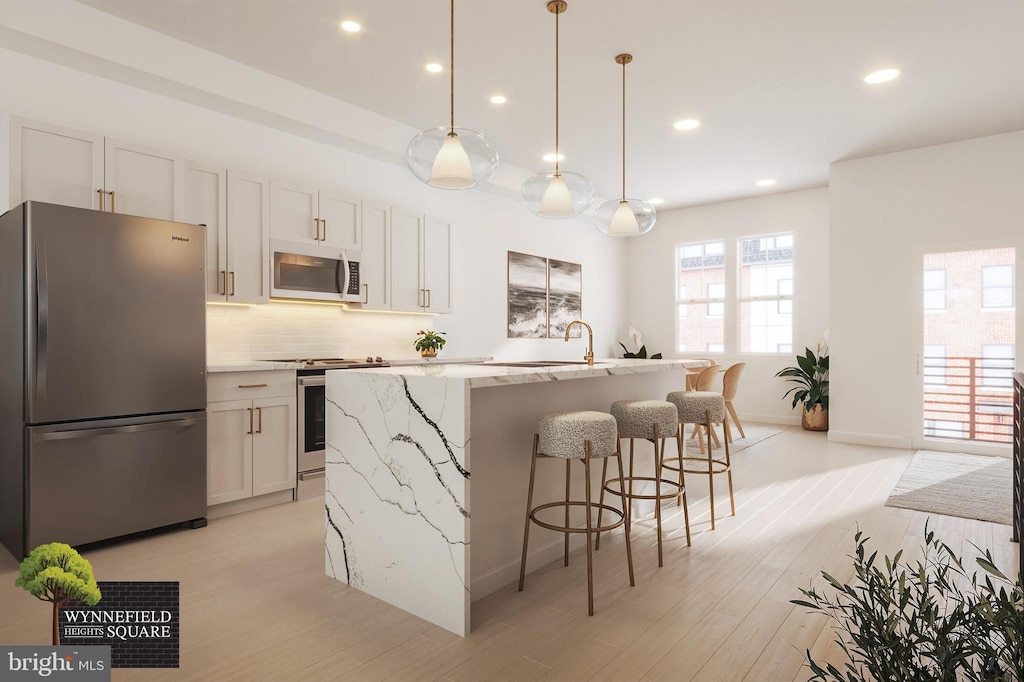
[270,240,362,303]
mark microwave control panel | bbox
[347,261,360,294]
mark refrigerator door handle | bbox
[35,239,48,401]
[34,416,204,442]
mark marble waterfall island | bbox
[325,359,705,635]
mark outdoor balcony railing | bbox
[923,355,1016,444]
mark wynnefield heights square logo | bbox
[60,582,180,669]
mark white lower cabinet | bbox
[207,372,296,507]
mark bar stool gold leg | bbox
[614,439,635,587]
[653,423,664,567]
[518,434,540,591]
[595,458,609,550]
[583,440,595,616]
[706,408,716,530]
[564,459,571,567]
[676,423,685,507]
[725,415,736,516]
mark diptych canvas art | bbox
[507,251,582,339]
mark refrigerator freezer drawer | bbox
[27,412,207,551]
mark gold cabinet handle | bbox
[255,407,263,434]
[425,289,431,308]
[362,283,369,304]
[313,218,320,242]
[229,271,236,296]
[321,218,326,242]
[237,383,268,389]
[107,190,116,213]
[220,270,227,295]
[247,407,253,435]
[97,189,105,211]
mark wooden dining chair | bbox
[685,358,718,391]
[721,362,747,443]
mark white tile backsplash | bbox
[207,303,434,363]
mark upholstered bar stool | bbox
[597,400,690,567]
[663,391,735,530]
[518,411,635,616]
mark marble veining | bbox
[325,371,471,635]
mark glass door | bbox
[919,247,1016,448]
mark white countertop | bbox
[334,358,708,389]
[206,356,492,373]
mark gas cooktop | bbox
[279,357,389,369]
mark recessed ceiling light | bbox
[339,20,361,33]
[648,198,665,205]
[756,178,777,187]
[490,95,507,105]
[864,68,899,84]
[542,153,565,163]
[673,119,700,131]
[425,63,443,73]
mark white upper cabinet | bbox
[318,190,361,251]
[7,118,104,211]
[5,117,182,221]
[360,201,390,310]
[104,138,184,221]
[391,207,425,312]
[423,215,453,314]
[226,171,271,304]
[388,208,454,314]
[270,182,361,251]
[184,162,227,302]
[269,181,317,244]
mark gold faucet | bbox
[564,320,595,366]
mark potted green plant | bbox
[776,346,829,431]
[414,330,446,358]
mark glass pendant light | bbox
[407,0,498,189]
[521,0,594,218]
[593,53,656,237]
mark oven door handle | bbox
[298,376,326,387]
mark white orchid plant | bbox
[619,325,662,360]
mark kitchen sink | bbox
[482,361,606,368]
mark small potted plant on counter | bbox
[776,343,829,431]
[414,330,447,358]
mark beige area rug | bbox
[885,450,1013,525]
[693,424,785,454]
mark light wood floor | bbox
[0,426,1018,681]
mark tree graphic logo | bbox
[15,542,101,645]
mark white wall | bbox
[0,8,628,363]
[626,188,830,424]
[829,130,1024,449]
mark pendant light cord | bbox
[621,58,626,201]
[554,6,560,174]
[454,0,458,133]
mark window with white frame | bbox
[980,344,1014,388]
[738,233,794,353]
[982,265,1014,309]
[923,269,946,311]
[676,241,725,354]
[923,344,946,386]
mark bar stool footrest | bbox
[529,501,626,534]
[661,456,731,475]
[602,476,685,501]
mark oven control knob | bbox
[375,356,383,363]
[365,356,374,363]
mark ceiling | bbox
[81,0,1024,209]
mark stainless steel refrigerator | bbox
[0,202,208,559]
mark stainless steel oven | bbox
[288,359,389,499]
